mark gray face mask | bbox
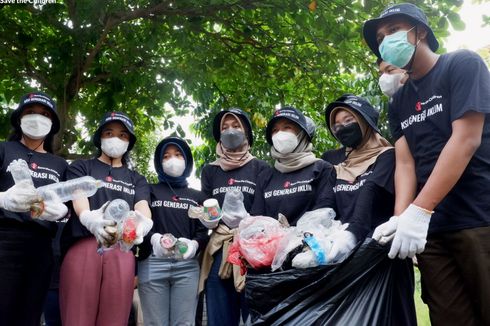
[220,129,246,150]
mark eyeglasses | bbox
[332,119,356,133]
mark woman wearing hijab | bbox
[251,106,335,226]
[322,94,396,261]
[137,136,209,326]
[60,112,153,326]
[0,91,68,326]
[324,94,416,324]
[199,108,269,326]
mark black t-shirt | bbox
[321,148,346,165]
[250,160,336,226]
[389,49,490,233]
[332,150,395,240]
[147,183,208,250]
[200,158,270,212]
[61,158,150,252]
[0,141,68,235]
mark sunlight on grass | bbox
[414,266,431,326]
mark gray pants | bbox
[138,256,199,326]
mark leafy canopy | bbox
[0,0,465,178]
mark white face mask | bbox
[162,157,186,177]
[101,137,129,159]
[20,114,52,140]
[378,72,405,97]
[272,131,299,154]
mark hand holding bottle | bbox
[79,202,117,245]
[178,237,198,259]
[0,180,41,213]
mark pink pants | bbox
[60,237,135,326]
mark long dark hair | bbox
[7,127,55,153]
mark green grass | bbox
[414,267,431,326]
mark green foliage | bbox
[0,0,462,179]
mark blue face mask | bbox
[379,27,418,68]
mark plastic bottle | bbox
[175,240,188,258]
[7,159,34,186]
[37,176,103,202]
[104,199,130,224]
[160,233,188,258]
[303,232,327,265]
[119,215,138,252]
[97,199,130,254]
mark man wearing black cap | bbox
[364,3,490,325]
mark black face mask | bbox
[334,122,363,148]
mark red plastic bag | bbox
[227,216,287,270]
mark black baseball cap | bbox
[363,3,439,60]
[11,91,60,134]
[265,106,314,145]
[325,94,380,135]
[93,111,137,150]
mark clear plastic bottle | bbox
[119,214,138,252]
[37,176,103,202]
[160,233,188,258]
[104,199,130,224]
[7,159,34,186]
[97,199,130,254]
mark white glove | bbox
[199,216,219,229]
[372,216,398,245]
[222,211,248,229]
[37,191,68,222]
[388,204,432,259]
[150,233,172,257]
[79,202,116,244]
[292,250,319,269]
[0,180,41,212]
[178,237,199,259]
[326,230,357,263]
[133,210,153,245]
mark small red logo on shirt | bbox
[415,102,422,112]
[228,178,235,185]
[30,162,38,170]
[172,195,179,202]
[274,110,281,116]
[284,181,291,188]
[105,176,113,182]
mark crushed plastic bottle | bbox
[7,159,35,186]
[104,199,130,224]
[160,233,188,258]
[97,199,130,254]
[119,215,138,252]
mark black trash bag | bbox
[245,238,416,326]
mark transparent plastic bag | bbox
[229,216,287,270]
[272,208,346,271]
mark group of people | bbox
[0,2,488,326]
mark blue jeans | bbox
[138,256,199,326]
[206,249,249,326]
[43,289,62,326]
